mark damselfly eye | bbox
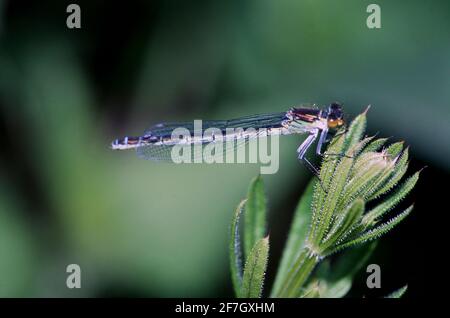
[328,102,343,120]
[327,102,344,128]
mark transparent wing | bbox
[136,143,180,162]
[143,112,287,137]
[136,131,268,163]
[143,120,225,137]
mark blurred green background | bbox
[0,0,448,297]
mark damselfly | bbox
[111,102,345,177]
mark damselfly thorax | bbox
[111,102,345,175]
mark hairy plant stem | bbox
[276,249,318,297]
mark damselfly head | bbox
[327,102,344,129]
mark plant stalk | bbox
[276,249,318,298]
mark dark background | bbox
[0,0,448,297]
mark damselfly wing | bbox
[135,112,286,162]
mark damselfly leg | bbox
[317,128,353,159]
[297,130,328,192]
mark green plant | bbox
[229,109,420,298]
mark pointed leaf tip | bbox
[334,205,413,252]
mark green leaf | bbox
[339,156,390,213]
[364,171,420,225]
[271,179,314,297]
[319,278,352,298]
[334,205,413,252]
[300,281,321,298]
[385,285,408,298]
[351,152,383,176]
[321,198,365,253]
[328,242,378,280]
[368,148,409,201]
[362,137,389,153]
[229,199,246,296]
[240,237,270,298]
[316,132,346,198]
[311,154,354,246]
[341,107,368,154]
[359,160,398,201]
[385,141,404,158]
[244,176,267,258]
[314,242,377,297]
[352,136,376,157]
